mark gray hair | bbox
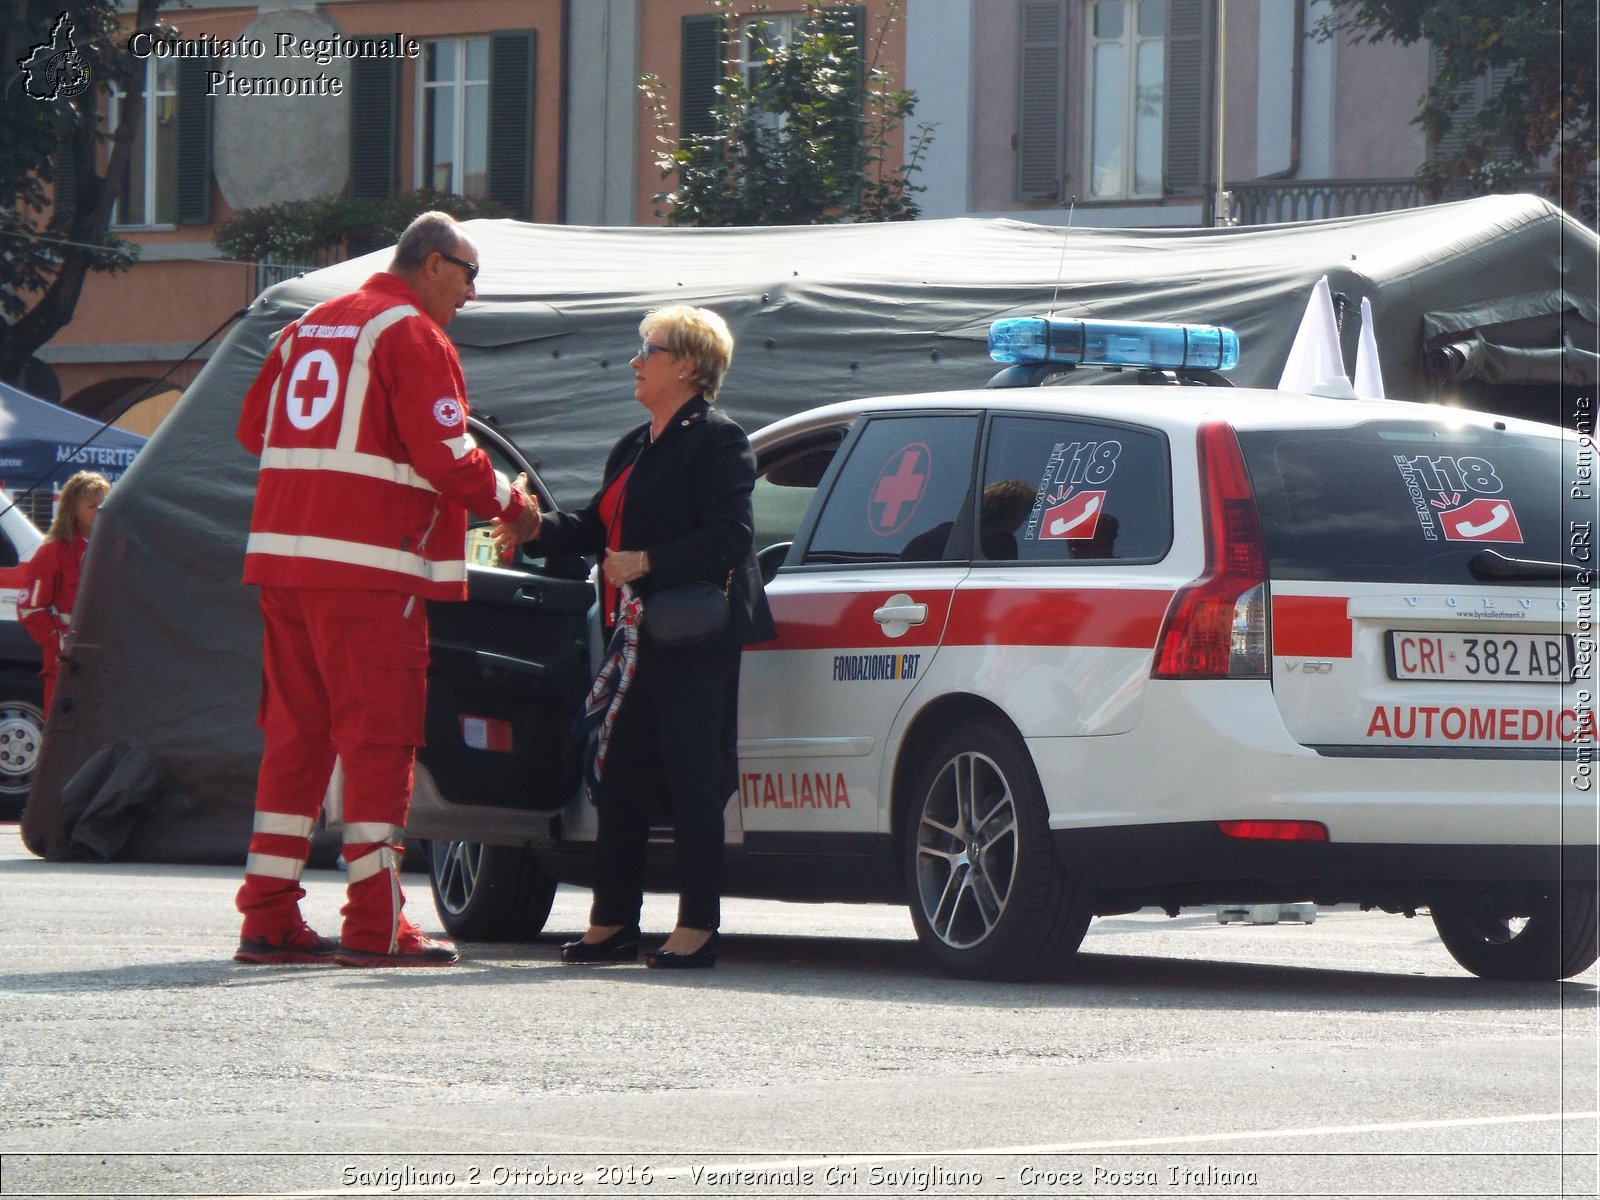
[390,211,464,273]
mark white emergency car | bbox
[408,319,1600,983]
[0,485,46,814]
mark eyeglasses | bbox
[637,341,674,363]
[439,251,480,285]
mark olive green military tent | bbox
[23,194,1598,862]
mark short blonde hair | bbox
[640,305,735,401]
[47,471,110,542]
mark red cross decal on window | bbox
[869,442,931,536]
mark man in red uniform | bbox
[234,211,538,967]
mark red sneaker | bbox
[335,919,458,968]
[234,923,339,965]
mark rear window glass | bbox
[980,415,1172,563]
[1237,421,1581,585]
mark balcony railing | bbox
[249,250,342,303]
[1225,174,1580,227]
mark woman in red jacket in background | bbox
[19,471,110,713]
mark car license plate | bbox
[1387,631,1574,682]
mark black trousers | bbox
[590,624,741,931]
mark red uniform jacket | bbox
[237,272,527,600]
[18,536,86,677]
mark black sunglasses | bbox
[439,251,480,285]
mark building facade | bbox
[28,0,1502,419]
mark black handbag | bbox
[641,578,731,646]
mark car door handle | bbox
[873,596,928,626]
[509,580,595,614]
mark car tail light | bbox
[1154,421,1270,679]
[1218,820,1329,842]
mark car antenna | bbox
[1047,196,1077,318]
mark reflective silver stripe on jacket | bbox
[243,532,467,584]
[258,446,436,492]
[336,305,418,453]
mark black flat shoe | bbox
[644,931,719,970]
[560,925,641,964]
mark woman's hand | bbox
[602,549,650,586]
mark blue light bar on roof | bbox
[989,317,1240,372]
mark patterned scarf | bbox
[577,584,643,795]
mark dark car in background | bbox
[0,487,46,817]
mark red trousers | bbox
[235,586,430,954]
[40,664,59,716]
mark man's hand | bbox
[492,473,541,551]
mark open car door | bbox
[412,416,597,834]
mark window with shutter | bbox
[736,9,865,110]
[1083,0,1176,200]
[1428,48,1514,162]
[110,57,178,227]
[419,37,490,197]
[416,32,536,216]
[175,57,211,225]
[816,5,866,89]
[816,5,867,181]
[680,14,726,141]
[488,30,536,219]
[1161,0,1211,197]
[349,45,399,201]
[1017,0,1068,201]
[739,11,805,95]
[53,118,79,219]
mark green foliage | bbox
[213,191,508,268]
[644,2,934,226]
[1316,0,1596,218]
[0,0,162,381]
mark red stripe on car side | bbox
[758,590,954,652]
[1273,595,1353,658]
[944,586,1172,648]
[752,586,1173,652]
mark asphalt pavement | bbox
[0,823,1595,1200]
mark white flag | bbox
[1353,296,1386,399]
[1278,275,1350,395]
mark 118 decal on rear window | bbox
[1393,454,1523,544]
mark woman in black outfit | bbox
[526,305,773,969]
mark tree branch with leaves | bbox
[642,1,935,227]
[1316,0,1596,220]
[1,0,168,386]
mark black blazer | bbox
[537,396,777,645]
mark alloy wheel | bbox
[913,750,1020,949]
[429,840,483,917]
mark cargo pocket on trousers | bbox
[358,643,430,747]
